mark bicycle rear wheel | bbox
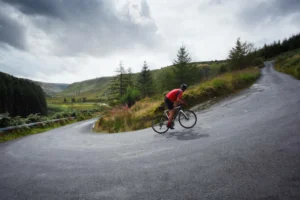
[179,110,197,129]
[152,115,169,134]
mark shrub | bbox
[121,87,141,107]
[61,111,71,118]
[286,57,300,67]
[9,116,26,126]
[25,114,44,123]
[212,79,226,89]
[295,65,300,79]
[0,113,11,128]
[109,99,120,107]
[47,104,66,116]
[219,64,228,74]
[275,53,300,79]
[252,57,264,68]
[52,112,63,119]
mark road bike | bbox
[151,105,197,134]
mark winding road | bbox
[1,63,300,200]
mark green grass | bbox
[275,49,300,79]
[0,119,76,143]
[94,67,260,133]
[47,102,109,118]
[48,103,106,111]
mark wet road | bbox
[1,62,300,200]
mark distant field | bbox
[47,95,107,104]
[47,103,108,116]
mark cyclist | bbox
[164,84,187,129]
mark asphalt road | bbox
[1,63,300,200]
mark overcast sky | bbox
[0,0,299,83]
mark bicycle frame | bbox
[164,106,189,121]
[152,105,196,133]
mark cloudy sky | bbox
[0,0,299,83]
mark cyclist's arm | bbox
[175,91,186,105]
[175,96,185,105]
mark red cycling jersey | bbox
[166,89,183,102]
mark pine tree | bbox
[173,45,192,85]
[109,61,131,99]
[138,61,153,98]
[228,38,254,70]
[157,69,176,92]
[126,67,134,88]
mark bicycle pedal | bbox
[167,125,175,129]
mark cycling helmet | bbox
[180,84,187,91]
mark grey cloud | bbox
[0,47,80,80]
[209,0,223,5]
[140,0,151,17]
[1,0,160,56]
[238,0,300,27]
[1,0,62,18]
[0,6,27,50]
[0,63,31,78]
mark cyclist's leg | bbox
[168,110,175,128]
[165,97,175,128]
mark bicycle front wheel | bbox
[179,110,197,129]
[152,115,169,134]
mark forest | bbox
[0,72,47,117]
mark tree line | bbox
[109,32,300,107]
[109,45,219,107]
[255,33,300,59]
[109,40,257,107]
[0,72,47,117]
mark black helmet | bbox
[180,84,187,91]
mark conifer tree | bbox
[173,45,192,85]
[228,38,254,70]
[138,61,153,98]
[110,61,127,98]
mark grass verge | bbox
[275,50,300,79]
[0,119,76,143]
[94,67,261,133]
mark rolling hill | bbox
[55,77,113,99]
[35,81,69,96]
[48,61,227,103]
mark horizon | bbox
[4,59,229,84]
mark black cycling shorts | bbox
[164,97,174,110]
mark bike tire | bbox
[152,115,169,134]
[179,110,197,129]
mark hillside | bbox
[55,77,113,99]
[49,61,227,103]
[35,81,69,96]
[275,49,300,79]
